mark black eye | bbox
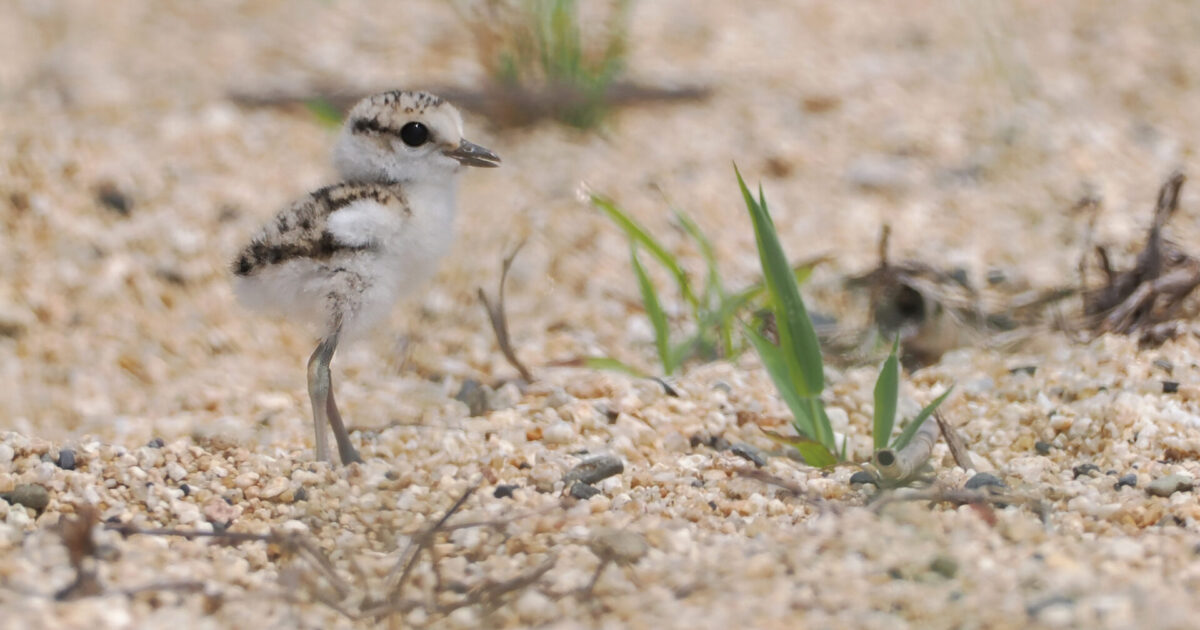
[399,122,429,147]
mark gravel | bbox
[6,2,1200,629]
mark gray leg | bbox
[307,332,363,465]
[327,375,363,464]
[307,337,335,462]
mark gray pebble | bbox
[1034,441,1052,456]
[1072,463,1100,479]
[1163,381,1180,394]
[147,437,165,448]
[493,484,518,499]
[964,473,1006,490]
[455,379,489,417]
[56,448,76,470]
[930,555,958,578]
[569,482,601,500]
[1147,474,1194,497]
[563,454,624,485]
[849,471,878,486]
[1,484,50,512]
[730,442,768,467]
[1114,474,1137,490]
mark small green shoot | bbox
[304,98,344,128]
[460,0,632,128]
[736,164,837,464]
[591,190,824,377]
[737,165,952,470]
[872,337,900,451]
[630,244,675,374]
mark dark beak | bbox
[445,139,501,168]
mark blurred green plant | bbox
[736,165,951,468]
[588,193,818,378]
[457,0,632,128]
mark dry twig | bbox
[1083,172,1200,340]
[478,240,534,382]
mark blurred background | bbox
[2,0,1198,448]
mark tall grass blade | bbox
[893,386,955,451]
[593,194,698,308]
[742,323,816,439]
[873,336,900,451]
[760,428,837,468]
[583,356,650,379]
[631,245,674,374]
[735,165,824,400]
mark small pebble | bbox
[56,448,77,470]
[588,528,648,565]
[1147,474,1193,498]
[562,454,624,485]
[1072,463,1100,479]
[203,497,236,527]
[730,442,768,467]
[147,437,165,449]
[964,473,1006,490]
[1162,381,1180,394]
[930,555,958,578]
[493,484,518,499]
[1153,358,1174,374]
[849,471,878,486]
[294,487,309,502]
[1009,365,1037,376]
[1034,441,1052,456]
[569,482,601,500]
[455,380,489,417]
[1115,474,1137,490]
[1,484,51,512]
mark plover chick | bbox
[232,90,500,465]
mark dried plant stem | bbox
[873,416,937,483]
[479,240,534,382]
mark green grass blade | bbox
[304,98,343,128]
[892,386,955,451]
[631,245,674,374]
[761,428,837,468]
[735,165,824,399]
[673,209,722,300]
[593,194,698,308]
[743,323,816,439]
[583,356,649,379]
[872,336,901,451]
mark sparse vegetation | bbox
[589,192,818,377]
[736,166,951,469]
[457,0,633,128]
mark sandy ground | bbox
[5,1,1200,628]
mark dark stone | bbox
[493,484,518,499]
[730,442,768,467]
[1009,365,1037,376]
[56,449,76,470]
[180,483,191,497]
[849,471,878,486]
[1115,474,1137,490]
[930,555,958,578]
[1072,463,1101,479]
[964,473,1006,490]
[563,454,624,485]
[455,380,489,417]
[1034,441,1052,456]
[1075,460,1099,477]
[147,437,165,449]
[1,484,50,512]
[568,482,601,500]
[95,182,132,216]
[1163,381,1180,394]
[294,487,309,502]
